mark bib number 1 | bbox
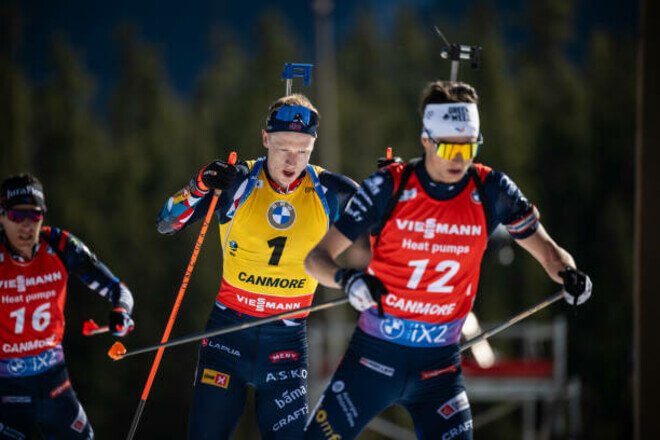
[267,236,287,266]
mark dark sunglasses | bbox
[6,209,44,223]
[273,105,317,125]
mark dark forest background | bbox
[1,0,635,438]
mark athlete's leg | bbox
[253,322,309,440]
[401,349,473,440]
[0,375,36,440]
[36,365,94,440]
[188,307,254,440]
[187,357,248,440]
[304,329,404,440]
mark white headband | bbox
[421,103,480,139]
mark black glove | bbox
[337,269,389,318]
[377,156,403,169]
[197,160,237,191]
[558,267,592,306]
[109,308,134,337]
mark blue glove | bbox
[109,308,134,337]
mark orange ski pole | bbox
[122,151,237,440]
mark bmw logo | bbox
[380,318,405,340]
[267,201,296,230]
[8,358,26,375]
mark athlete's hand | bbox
[558,267,592,306]
[197,160,237,191]
[337,269,388,317]
[109,308,134,337]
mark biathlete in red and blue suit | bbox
[157,94,356,439]
[303,81,592,440]
[0,174,134,440]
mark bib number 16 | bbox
[9,303,51,334]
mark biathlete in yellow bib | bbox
[157,94,357,439]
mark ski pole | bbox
[108,296,349,361]
[460,290,563,352]
[82,319,109,336]
[121,151,237,440]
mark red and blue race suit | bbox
[0,227,133,440]
[305,159,539,440]
[157,158,356,439]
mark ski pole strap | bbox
[373,157,422,248]
[467,165,492,236]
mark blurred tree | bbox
[0,3,31,175]
[336,12,395,182]
[576,28,635,437]
[0,1,635,437]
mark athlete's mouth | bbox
[18,233,34,242]
[283,170,295,178]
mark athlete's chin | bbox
[443,170,467,183]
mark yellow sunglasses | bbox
[426,131,483,161]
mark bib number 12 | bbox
[406,259,460,292]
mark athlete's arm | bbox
[41,227,134,313]
[483,170,578,283]
[483,170,540,239]
[156,162,249,234]
[305,168,393,287]
[514,224,576,283]
[304,226,354,288]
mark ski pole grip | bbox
[228,151,237,165]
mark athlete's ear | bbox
[262,130,269,150]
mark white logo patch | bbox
[438,391,470,419]
[331,380,345,393]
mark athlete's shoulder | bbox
[471,162,493,181]
[40,226,66,250]
[317,168,359,196]
[481,167,523,196]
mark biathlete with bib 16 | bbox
[0,173,135,439]
[303,80,592,440]
[156,93,357,439]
